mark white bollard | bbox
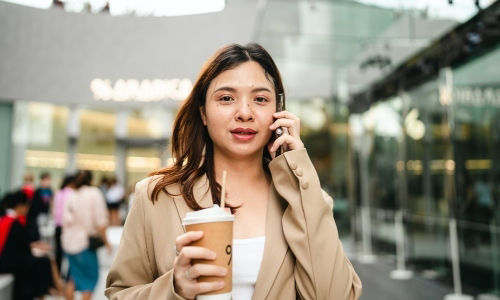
[358,206,377,264]
[390,210,413,280]
[443,218,474,300]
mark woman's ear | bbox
[200,106,207,126]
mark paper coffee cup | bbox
[182,205,234,300]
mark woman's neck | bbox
[213,151,269,190]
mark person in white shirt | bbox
[106,177,125,226]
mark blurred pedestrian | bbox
[0,190,62,300]
[99,176,110,200]
[27,172,53,242]
[20,173,35,202]
[473,174,493,244]
[52,173,75,272]
[106,177,124,226]
[62,170,111,300]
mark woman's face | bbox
[202,61,276,159]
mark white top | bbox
[232,236,265,300]
[106,184,125,204]
[61,186,109,254]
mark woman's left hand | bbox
[268,110,304,158]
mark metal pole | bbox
[441,67,473,300]
[444,218,473,300]
[390,210,413,280]
[358,147,376,264]
[115,109,129,186]
[450,219,463,295]
[66,106,80,173]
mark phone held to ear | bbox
[274,93,285,156]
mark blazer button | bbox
[290,162,298,170]
[295,168,303,177]
[301,180,309,189]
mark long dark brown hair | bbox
[73,170,92,189]
[150,43,285,210]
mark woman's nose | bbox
[236,100,254,121]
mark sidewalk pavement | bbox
[351,255,453,300]
[51,229,457,300]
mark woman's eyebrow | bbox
[251,87,273,93]
[213,86,272,94]
[214,86,237,93]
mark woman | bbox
[62,170,111,300]
[106,43,361,299]
[0,191,62,300]
[52,173,75,272]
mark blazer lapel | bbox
[172,176,213,230]
[252,184,288,300]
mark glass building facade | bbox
[351,42,500,295]
[1,0,500,298]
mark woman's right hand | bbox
[174,231,227,300]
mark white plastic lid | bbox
[182,204,234,225]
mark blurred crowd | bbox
[0,170,130,300]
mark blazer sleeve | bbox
[269,148,362,300]
[105,179,186,300]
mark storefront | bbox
[355,38,500,296]
[7,101,176,194]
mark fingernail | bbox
[221,268,227,275]
[210,251,216,259]
[218,281,225,288]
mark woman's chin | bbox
[223,145,265,159]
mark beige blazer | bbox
[105,149,362,299]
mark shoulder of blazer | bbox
[135,175,182,204]
[134,174,212,222]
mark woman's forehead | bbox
[208,61,274,93]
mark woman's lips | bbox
[230,128,257,141]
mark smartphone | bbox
[274,93,285,156]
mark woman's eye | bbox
[219,96,234,102]
[255,97,268,103]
